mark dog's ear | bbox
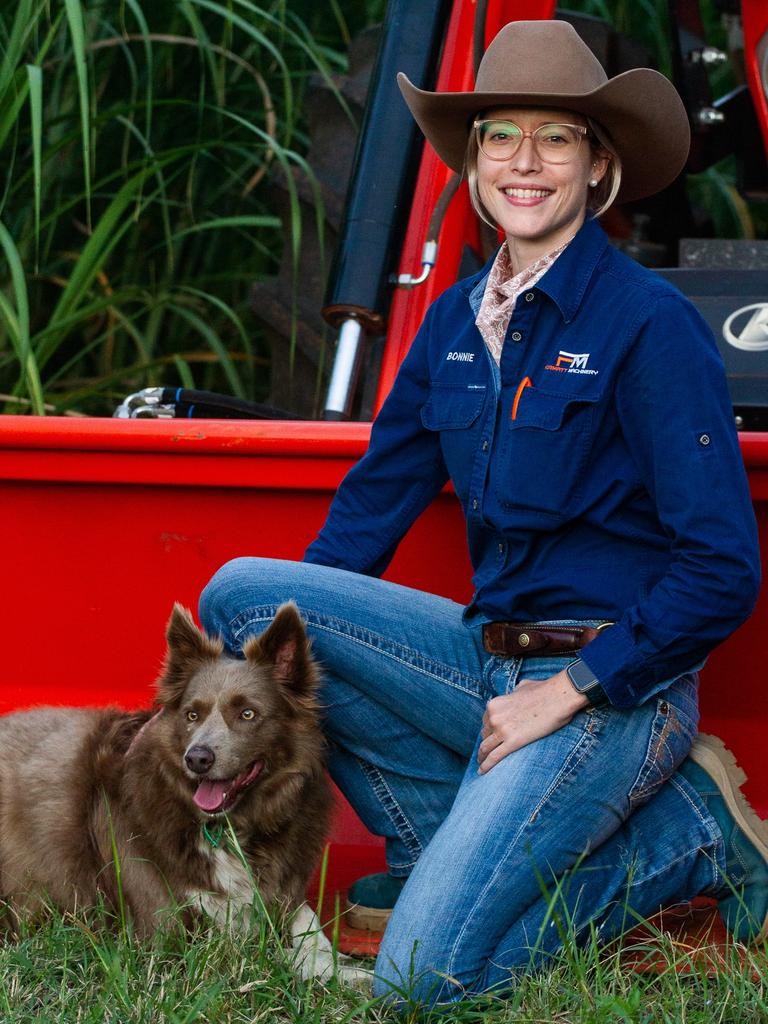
[243,602,317,694]
[156,604,223,706]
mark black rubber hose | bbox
[473,0,490,76]
[159,388,305,420]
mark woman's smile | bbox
[499,186,553,203]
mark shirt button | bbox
[498,543,504,554]
[525,292,534,302]
[472,498,478,511]
[510,331,523,342]
[699,433,711,446]
[482,439,489,451]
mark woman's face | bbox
[476,106,608,263]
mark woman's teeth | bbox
[503,188,551,198]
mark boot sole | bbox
[689,733,768,943]
[344,900,392,931]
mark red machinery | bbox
[0,1,767,911]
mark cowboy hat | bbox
[397,20,690,204]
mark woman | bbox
[201,21,766,1004]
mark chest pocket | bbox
[421,383,486,429]
[494,387,601,520]
[421,383,486,498]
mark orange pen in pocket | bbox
[511,376,532,420]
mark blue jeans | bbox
[199,558,727,1005]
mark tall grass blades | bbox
[0,896,765,1022]
[0,0,364,415]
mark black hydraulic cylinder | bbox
[322,0,453,331]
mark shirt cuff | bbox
[578,621,649,708]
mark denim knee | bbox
[198,556,257,641]
[199,555,316,650]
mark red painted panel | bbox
[698,500,768,815]
[743,0,768,152]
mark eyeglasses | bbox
[473,119,589,164]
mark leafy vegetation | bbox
[0,0,379,415]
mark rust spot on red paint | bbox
[159,532,206,556]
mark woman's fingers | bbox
[477,728,501,762]
[477,674,582,773]
[477,738,515,775]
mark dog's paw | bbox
[334,955,373,993]
[294,946,372,991]
[289,903,372,990]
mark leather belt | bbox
[482,622,613,658]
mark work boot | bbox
[345,872,407,931]
[679,733,768,944]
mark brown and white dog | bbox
[0,603,369,987]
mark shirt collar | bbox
[461,217,609,324]
[534,217,608,323]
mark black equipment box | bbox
[655,269,768,430]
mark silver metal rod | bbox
[323,319,365,420]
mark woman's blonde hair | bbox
[464,114,622,228]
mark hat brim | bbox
[397,68,690,204]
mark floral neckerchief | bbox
[475,238,572,364]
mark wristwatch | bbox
[565,658,610,707]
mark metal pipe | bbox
[323,319,365,420]
[392,240,438,288]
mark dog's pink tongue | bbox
[194,779,228,812]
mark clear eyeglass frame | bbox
[473,119,590,164]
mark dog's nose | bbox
[185,745,215,774]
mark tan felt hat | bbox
[397,20,690,203]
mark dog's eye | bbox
[186,710,198,722]
[240,708,257,721]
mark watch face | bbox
[567,660,609,708]
[567,659,597,691]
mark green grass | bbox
[1,903,766,1023]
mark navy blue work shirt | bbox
[305,217,761,708]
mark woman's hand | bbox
[477,670,590,774]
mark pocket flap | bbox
[421,385,486,430]
[511,388,601,431]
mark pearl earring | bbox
[589,178,598,187]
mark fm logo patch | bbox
[545,351,599,375]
